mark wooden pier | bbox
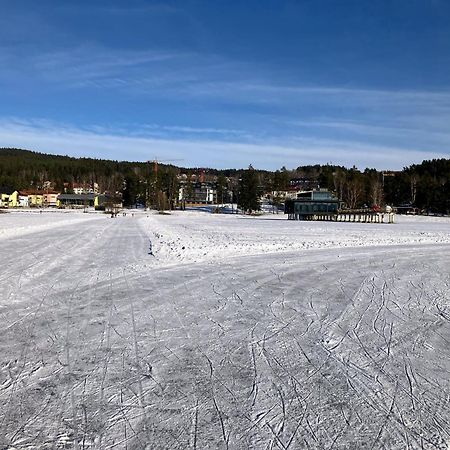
[287,211,395,223]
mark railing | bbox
[288,211,395,223]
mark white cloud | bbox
[0,117,446,170]
[288,118,450,149]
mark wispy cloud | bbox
[3,38,450,113]
[0,117,446,170]
[31,46,184,85]
[176,81,450,115]
[0,43,237,93]
[288,118,450,149]
[138,124,250,140]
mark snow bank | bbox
[138,210,450,266]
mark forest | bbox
[0,148,449,214]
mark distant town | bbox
[0,148,449,215]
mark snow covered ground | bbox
[139,211,450,266]
[0,209,449,449]
[0,209,105,240]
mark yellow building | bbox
[7,190,45,207]
[28,193,44,207]
[8,191,21,207]
[0,193,9,207]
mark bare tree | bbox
[345,177,364,209]
[370,178,383,207]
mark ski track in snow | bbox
[0,210,450,449]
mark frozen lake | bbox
[1,210,450,449]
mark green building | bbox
[285,190,340,220]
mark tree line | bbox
[0,148,449,214]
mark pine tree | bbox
[216,174,227,205]
[238,165,260,213]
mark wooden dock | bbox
[287,212,395,223]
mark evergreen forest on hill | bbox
[0,148,449,214]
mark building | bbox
[43,192,60,207]
[65,182,99,195]
[42,181,54,190]
[27,193,44,207]
[57,193,96,208]
[0,186,14,207]
[72,184,86,195]
[0,189,61,208]
[285,190,340,220]
[75,182,99,195]
[269,186,305,201]
[194,182,216,203]
[179,181,217,204]
[289,178,321,191]
[7,190,45,207]
[0,193,10,207]
[94,194,122,211]
[7,191,28,207]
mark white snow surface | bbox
[138,211,450,266]
[1,210,450,449]
[2,210,450,264]
[0,209,105,239]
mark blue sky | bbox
[1,0,450,170]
